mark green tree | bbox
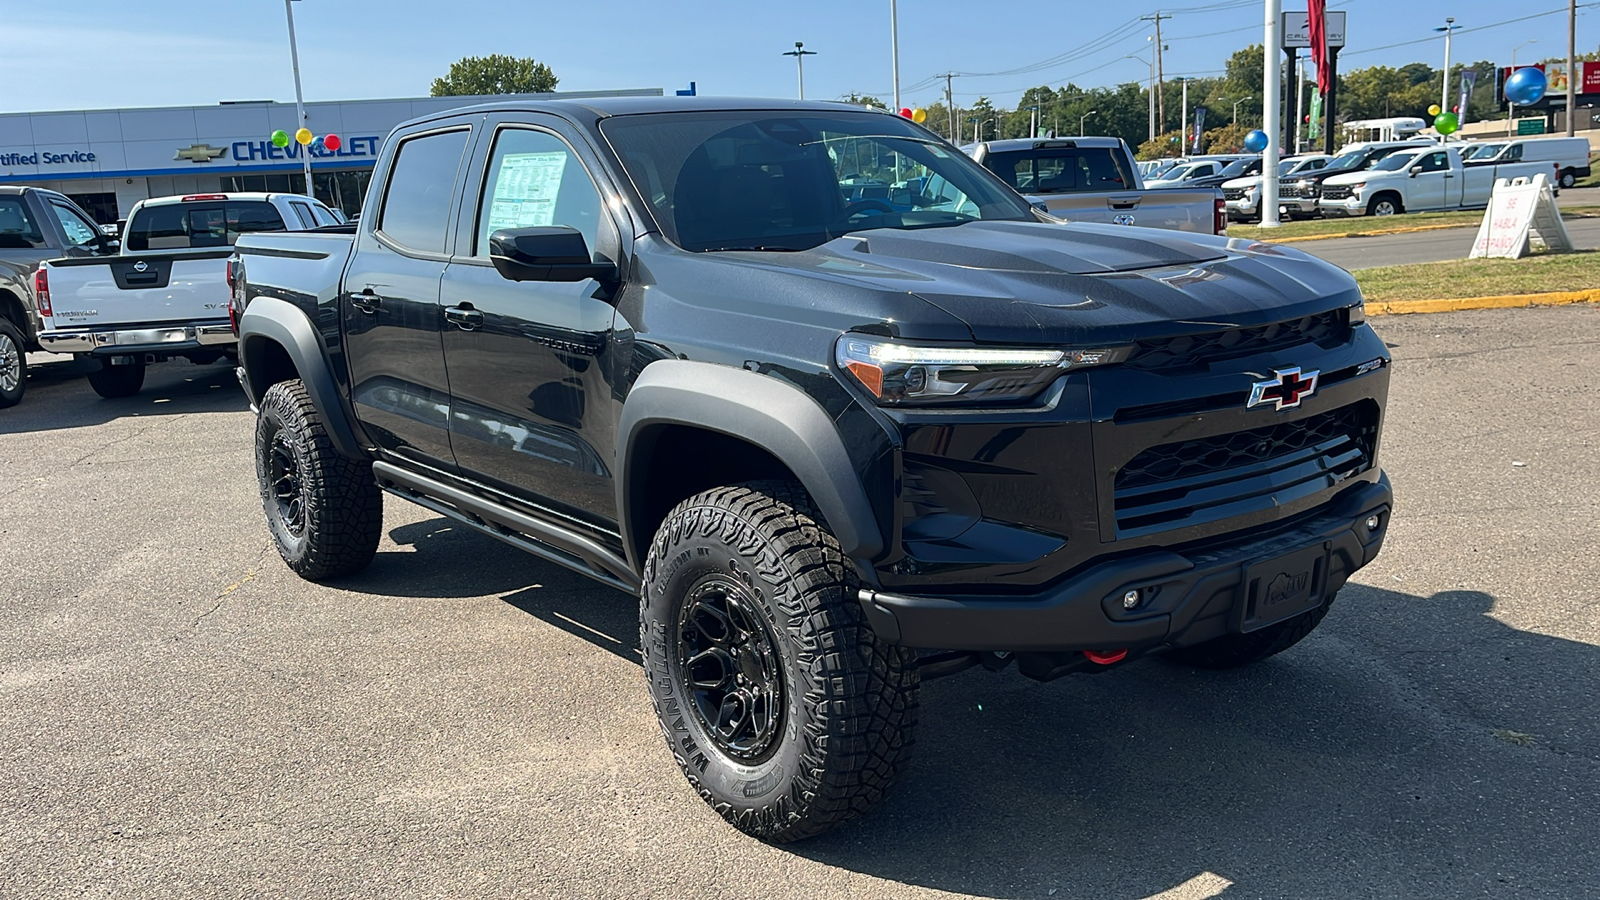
[430,55,559,97]
[839,92,887,109]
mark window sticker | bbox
[486,151,569,230]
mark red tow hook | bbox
[1083,648,1128,665]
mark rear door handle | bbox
[444,303,483,331]
[351,288,383,314]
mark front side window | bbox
[0,198,46,249]
[1419,152,1450,172]
[50,201,102,247]
[1371,153,1420,173]
[602,111,1032,252]
[476,128,605,257]
[379,129,471,254]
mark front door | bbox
[1409,150,1452,210]
[439,120,625,528]
[342,125,474,471]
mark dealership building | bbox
[0,88,661,224]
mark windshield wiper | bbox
[698,244,805,252]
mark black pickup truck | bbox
[231,97,1392,842]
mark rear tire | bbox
[1559,170,1576,190]
[1163,594,1336,670]
[640,480,919,842]
[255,379,382,580]
[87,359,145,399]
[0,318,25,408]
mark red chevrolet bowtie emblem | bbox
[1247,367,1320,411]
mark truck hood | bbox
[1221,176,1263,189]
[700,220,1362,345]
[1321,171,1383,186]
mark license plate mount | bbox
[1235,543,1329,633]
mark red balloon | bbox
[322,133,342,151]
[899,107,913,118]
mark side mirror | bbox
[1408,166,1423,178]
[489,226,616,283]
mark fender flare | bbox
[238,296,366,460]
[615,360,884,568]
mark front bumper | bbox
[38,321,235,356]
[1318,197,1367,218]
[858,476,1390,652]
[1224,196,1260,219]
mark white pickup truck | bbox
[35,192,340,398]
[1317,146,1556,218]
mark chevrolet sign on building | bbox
[0,88,660,224]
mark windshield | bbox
[1370,152,1421,172]
[983,145,1136,194]
[1464,143,1503,160]
[1216,159,1255,178]
[600,111,1033,252]
[1326,151,1366,169]
[1157,164,1199,181]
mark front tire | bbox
[1366,194,1402,218]
[255,379,381,580]
[641,481,919,842]
[87,358,144,399]
[1163,594,1336,669]
[0,318,25,408]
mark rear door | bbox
[342,122,476,471]
[438,113,626,527]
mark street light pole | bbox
[890,0,901,113]
[283,0,313,196]
[1261,0,1283,228]
[783,42,817,100]
[1435,18,1457,131]
[1233,95,1253,125]
[1080,109,1097,136]
[1508,40,1537,135]
[1567,0,1577,136]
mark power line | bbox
[1341,4,1599,57]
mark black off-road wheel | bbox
[641,481,919,843]
[1163,594,1336,670]
[86,358,145,399]
[255,379,382,580]
[0,318,25,408]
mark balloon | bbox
[322,133,342,152]
[295,128,314,146]
[899,107,913,118]
[1243,129,1269,153]
[270,130,290,148]
[1433,112,1459,135]
[1427,104,1441,117]
[1504,66,1548,105]
[912,108,927,124]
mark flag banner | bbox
[1459,69,1478,125]
[1191,106,1208,152]
[1308,90,1323,140]
[1308,0,1331,95]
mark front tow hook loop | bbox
[1083,648,1128,665]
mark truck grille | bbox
[1222,188,1248,201]
[1320,185,1354,201]
[1113,403,1378,535]
[1279,182,1313,198]
[1125,310,1347,371]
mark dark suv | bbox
[231,97,1392,842]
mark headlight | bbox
[835,335,1129,407]
[1349,182,1367,192]
[1348,301,1367,325]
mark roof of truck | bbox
[401,96,906,128]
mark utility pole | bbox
[944,73,957,140]
[1142,12,1171,134]
[283,0,313,197]
[1436,18,1457,129]
[1509,40,1537,135]
[1567,0,1577,136]
[783,42,817,100]
[1179,77,1189,150]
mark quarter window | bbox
[50,201,102,247]
[379,129,471,255]
[475,128,605,258]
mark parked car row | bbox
[2,190,342,407]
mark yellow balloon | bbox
[295,128,314,146]
[1427,104,1441,117]
[912,108,927,124]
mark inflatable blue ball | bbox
[1243,129,1269,153]
[1504,67,1548,106]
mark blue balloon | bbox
[1504,67,1547,106]
[1243,129,1269,153]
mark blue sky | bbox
[0,0,1591,115]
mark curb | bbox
[1367,288,1600,316]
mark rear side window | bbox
[379,129,471,254]
[125,201,288,251]
[0,198,47,249]
[987,147,1134,194]
[288,201,316,229]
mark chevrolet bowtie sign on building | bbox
[174,144,228,163]
[0,88,659,226]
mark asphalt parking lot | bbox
[3,306,1598,899]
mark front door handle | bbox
[444,303,483,331]
[351,289,383,314]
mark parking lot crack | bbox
[194,542,272,628]
[70,419,174,467]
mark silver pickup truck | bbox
[965,137,1225,235]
